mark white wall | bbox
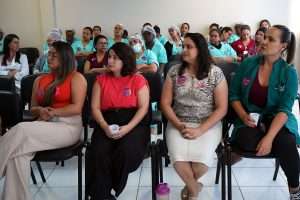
[55,0,290,37]
[0,0,299,67]
[0,0,43,47]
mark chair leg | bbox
[215,160,221,184]
[78,151,82,200]
[31,166,37,185]
[61,161,65,167]
[273,158,280,181]
[151,142,157,200]
[36,161,46,183]
[221,148,226,200]
[158,141,163,183]
[226,146,232,200]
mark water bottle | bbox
[156,183,170,200]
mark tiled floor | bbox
[0,155,292,200]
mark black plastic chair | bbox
[0,75,16,92]
[0,90,21,135]
[20,47,40,75]
[31,98,88,200]
[20,74,42,121]
[142,72,165,200]
[214,62,280,200]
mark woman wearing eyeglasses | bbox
[84,35,109,74]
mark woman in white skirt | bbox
[161,33,228,200]
[0,41,87,200]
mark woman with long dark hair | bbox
[161,33,228,199]
[0,34,29,87]
[230,25,300,199]
[0,41,87,200]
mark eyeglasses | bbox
[98,42,108,45]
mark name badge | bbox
[123,87,131,96]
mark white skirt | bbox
[166,122,222,166]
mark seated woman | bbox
[71,26,94,59]
[107,24,129,48]
[35,30,63,73]
[42,28,63,55]
[254,27,267,54]
[84,35,109,74]
[161,33,228,200]
[129,33,158,73]
[221,26,239,44]
[229,25,300,199]
[208,28,239,64]
[164,25,183,61]
[0,41,87,200]
[231,25,256,60]
[87,42,150,200]
[259,19,271,29]
[0,34,29,88]
[180,22,190,37]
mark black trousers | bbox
[86,109,150,199]
[234,118,300,187]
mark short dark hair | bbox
[259,19,271,28]
[153,25,160,34]
[209,23,220,30]
[241,24,251,32]
[93,25,101,32]
[221,26,233,34]
[255,27,267,35]
[109,43,136,76]
[181,22,190,30]
[142,22,152,28]
[179,33,212,80]
[83,26,93,34]
[93,34,107,48]
[209,28,221,37]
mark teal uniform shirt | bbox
[71,40,94,55]
[42,43,49,54]
[107,38,129,49]
[229,55,299,143]
[147,40,168,64]
[0,38,4,53]
[158,35,168,45]
[208,42,237,57]
[171,41,183,56]
[136,49,159,67]
[227,34,239,44]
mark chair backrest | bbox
[0,75,16,92]
[163,58,182,80]
[20,47,40,75]
[217,62,239,86]
[0,90,21,134]
[20,74,41,109]
[82,73,97,126]
[142,72,163,104]
[19,47,40,66]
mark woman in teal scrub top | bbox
[129,34,158,73]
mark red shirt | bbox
[231,39,256,60]
[249,72,268,108]
[87,52,108,69]
[97,73,148,110]
[36,73,73,108]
